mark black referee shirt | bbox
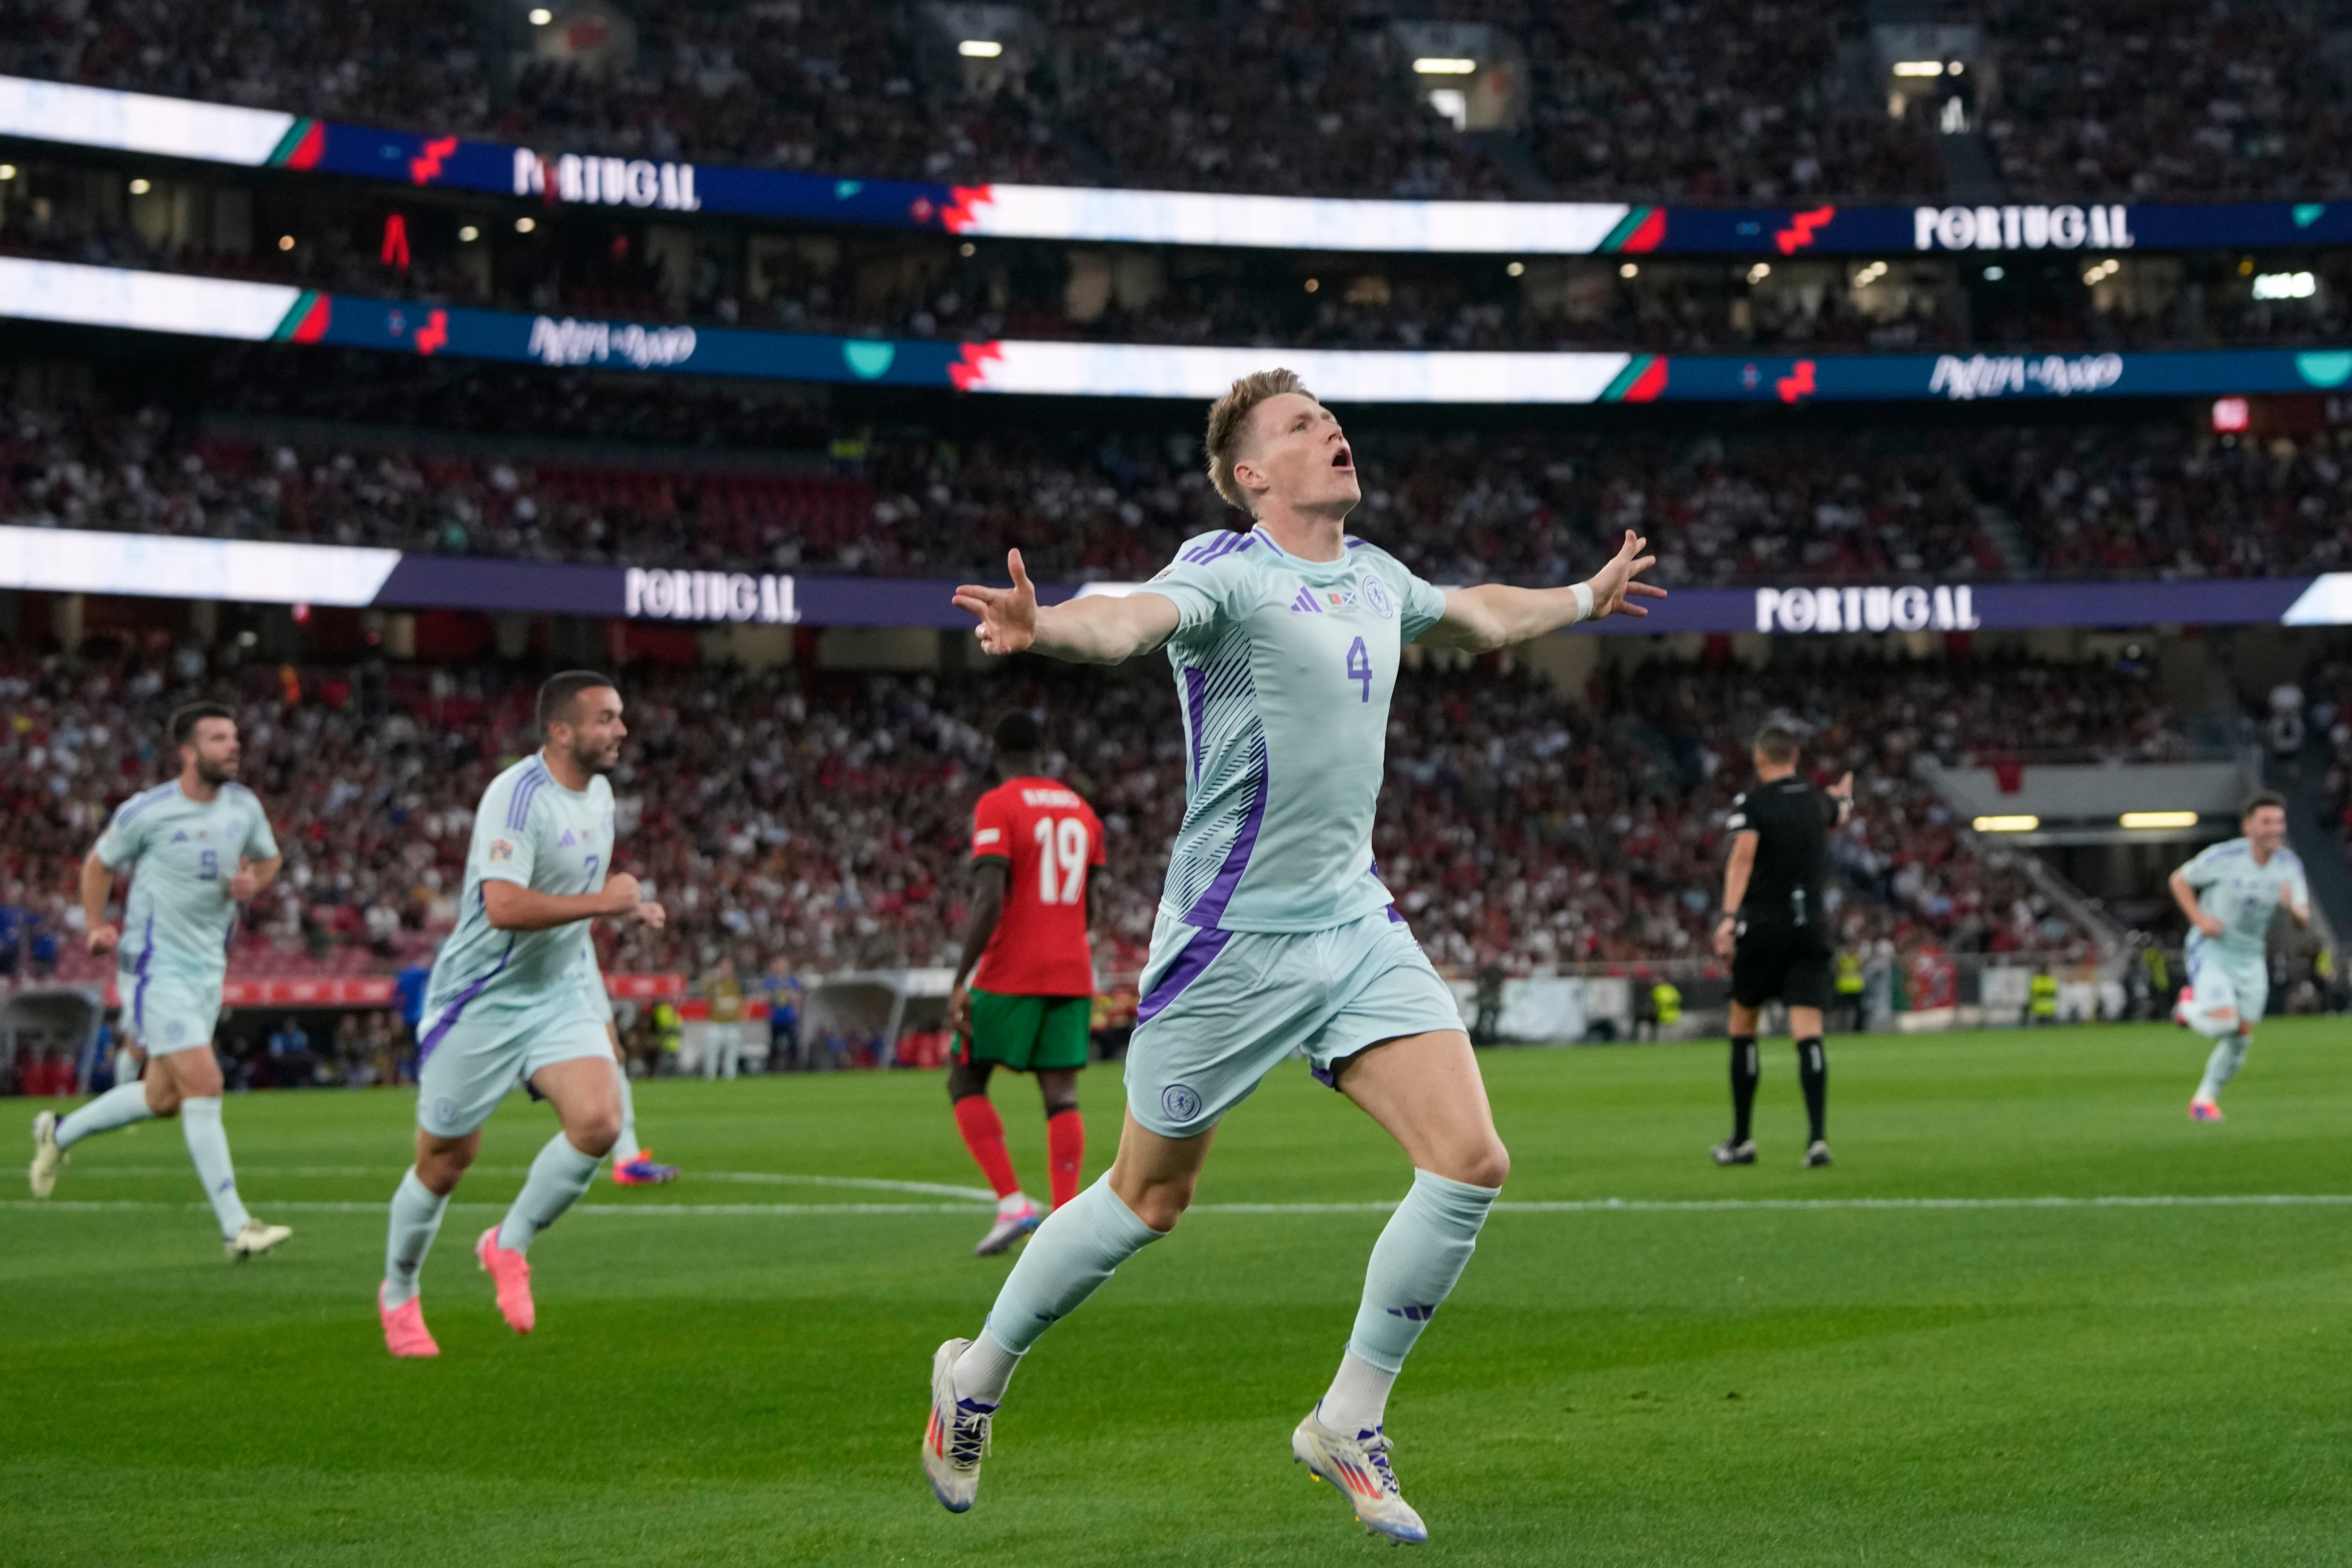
[1726,776,1837,933]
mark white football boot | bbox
[225,1219,293,1260]
[29,1110,63,1198]
[1292,1409,1430,1544]
[922,1337,992,1512]
[973,1199,1042,1257]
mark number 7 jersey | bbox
[1139,525,1448,934]
[970,777,1106,997]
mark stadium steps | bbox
[1973,503,2033,580]
[1936,129,2007,204]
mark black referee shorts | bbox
[1730,923,1834,1011]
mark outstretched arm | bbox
[953,549,1180,665]
[1417,529,1667,653]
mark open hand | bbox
[952,549,1040,657]
[1588,530,1669,620]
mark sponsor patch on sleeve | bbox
[489,839,514,862]
[973,828,1001,846]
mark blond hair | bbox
[1204,368,1311,514]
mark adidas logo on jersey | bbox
[1289,587,1327,614]
[558,830,576,847]
[172,830,190,842]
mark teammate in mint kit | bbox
[2173,790,2310,1121]
[377,671,667,1357]
[926,369,1665,1542]
[29,701,291,1260]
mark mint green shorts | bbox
[1124,907,1465,1138]
[416,1003,611,1137]
[2187,942,2270,1030]
[122,969,221,1057]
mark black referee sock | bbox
[1797,1036,1828,1144]
[1729,1035,1760,1143]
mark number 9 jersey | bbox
[970,778,1105,997]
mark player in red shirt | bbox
[946,712,1107,1256]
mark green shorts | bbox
[121,968,221,1057]
[960,989,1092,1073]
[1124,906,1466,1138]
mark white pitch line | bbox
[47,1167,997,1201]
[11,1194,2352,1218]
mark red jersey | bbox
[969,776,1105,997]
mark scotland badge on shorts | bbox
[164,1018,188,1046]
[1160,1083,1204,1124]
[433,1096,462,1127]
[1357,572,1395,620]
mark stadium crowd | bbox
[14,393,2352,585]
[6,0,2347,205]
[0,639,2173,1040]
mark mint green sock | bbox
[382,1170,448,1307]
[55,1082,153,1149]
[957,1174,1167,1402]
[1341,1169,1499,1378]
[496,1133,602,1253]
[179,1098,251,1239]
[614,1069,639,1161]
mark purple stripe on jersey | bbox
[130,914,154,1030]
[1386,905,1406,925]
[506,760,549,830]
[1136,925,1234,1026]
[418,946,513,1061]
[116,783,176,828]
[1183,738,1268,928]
[1182,666,1207,784]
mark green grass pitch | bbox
[6,1020,2352,1566]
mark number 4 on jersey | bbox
[1345,636,1372,703]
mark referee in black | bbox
[1710,724,1853,1168]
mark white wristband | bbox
[1570,581,1595,624]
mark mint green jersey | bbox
[421,753,615,1041]
[2178,837,2308,957]
[93,779,279,989]
[1139,525,1448,933]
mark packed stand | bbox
[3,0,1939,203]
[1520,0,1940,203]
[8,397,2026,585]
[1979,0,2352,202]
[36,393,2352,585]
[0,638,2171,1017]
[1997,424,2352,579]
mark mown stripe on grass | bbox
[13,1193,2352,1217]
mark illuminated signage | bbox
[1912,204,2134,252]
[623,567,800,624]
[1753,584,1980,634]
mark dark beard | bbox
[568,738,613,776]
[195,756,237,786]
